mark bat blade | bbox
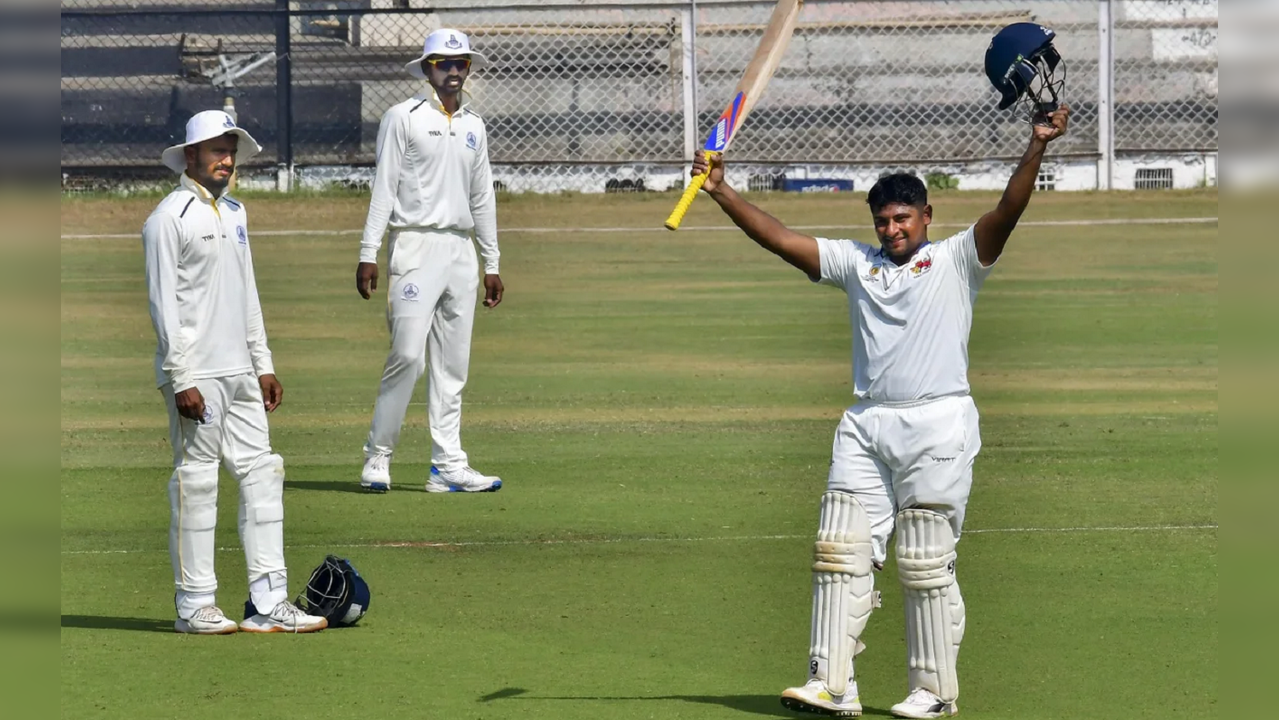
[705,0,804,154]
[665,0,803,231]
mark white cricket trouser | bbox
[365,229,479,470]
[826,395,981,564]
[163,373,288,619]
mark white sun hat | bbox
[405,28,488,79]
[160,110,263,174]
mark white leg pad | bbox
[809,491,876,697]
[238,453,287,610]
[169,463,220,605]
[896,508,966,703]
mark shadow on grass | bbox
[60,615,173,633]
[478,687,894,718]
[285,480,402,495]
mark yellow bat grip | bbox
[665,151,722,231]
[664,172,707,231]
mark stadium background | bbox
[61,0,1217,194]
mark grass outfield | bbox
[61,190,1217,719]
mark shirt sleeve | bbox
[240,215,275,378]
[142,211,195,392]
[469,122,500,275]
[815,237,857,290]
[947,224,994,291]
[360,109,407,264]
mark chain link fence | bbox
[1112,0,1217,151]
[62,0,1217,192]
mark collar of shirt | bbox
[180,172,237,218]
[875,239,931,267]
[414,87,473,118]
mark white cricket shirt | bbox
[142,173,274,392]
[816,225,994,403]
[360,90,500,274]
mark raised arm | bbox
[696,151,821,280]
[974,105,1071,266]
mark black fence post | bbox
[275,1,292,189]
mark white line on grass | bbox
[61,216,1219,240]
[61,523,1217,556]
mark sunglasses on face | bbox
[426,57,471,72]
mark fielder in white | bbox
[356,28,504,494]
[142,110,327,635]
[691,107,1071,718]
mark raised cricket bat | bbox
[664,0,804,231]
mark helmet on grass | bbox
[296,555,371,627]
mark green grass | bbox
[61,191,1217,719]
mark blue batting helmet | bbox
[985,22,1065,124]
[298,555,371,627]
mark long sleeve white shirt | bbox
[142,173,274,392]
[360,90,500,274]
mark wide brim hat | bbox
[161,110,262,174]
[406,28,488,79]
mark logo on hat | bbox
[223,115,235,129]
[445,34,463,50]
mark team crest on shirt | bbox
[909,257,933,277]
[236,225,248,245]
[402,283,420,301]
[465,132,477,150]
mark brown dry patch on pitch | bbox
[468,343,846,380]
[984,278,1218,297]
[972,366,1217,394]
[60,392,1215,434]
[61,302,139,322]
[61,190,1218,237]
[62,415,167,432]
[462,405,840,428]
[979,398,1217,416]
[60,356,140,371]
[61,404,838,434]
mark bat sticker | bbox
[706,92,747,152]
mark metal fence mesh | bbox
[1112,0,1217,151]
[61,0,1217,190]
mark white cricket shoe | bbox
[425,465,502,493]
[890,688,957,719]
[780,679,862,717]
[239,600,328,634]
[360,453,391,493]
[174,605,238,635]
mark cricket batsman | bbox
[688,24,1071,718]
